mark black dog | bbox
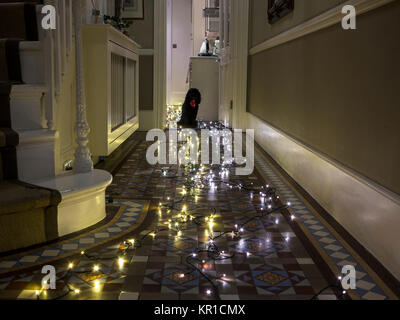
[178,88,201,128]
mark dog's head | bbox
[184,88,201,106]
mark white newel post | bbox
[73,1,94,173]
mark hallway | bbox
[0,124,396,300]
[0,0,399,306]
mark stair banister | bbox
[73,0,94,173]
[43,0,56,130]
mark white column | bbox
[73,1,94,173]
[154,0,167,129]
[231,0,249,130]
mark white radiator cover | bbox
[82,25,141,164]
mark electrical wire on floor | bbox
[36,122,347,301]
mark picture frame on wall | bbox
[121,0,144,20]
[268,0,294,24]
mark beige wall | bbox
[139,55,154,111]
[249,0,347,47]
[127,0,155,49]
[247,1,400,195]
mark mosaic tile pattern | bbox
[2,128,387,300]
[0,200,146,275]
[0,242,134,300]
[0,200,148,299]
[254,149,391,300]
[106,136,335,300]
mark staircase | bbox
[0,1,112,253]
[0,82,61,253]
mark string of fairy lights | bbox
[36,122,347,300]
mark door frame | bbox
[154,0,167,128]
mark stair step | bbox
[0,145,18,181]
[0,3,39,41]
[0,179,61,254]
[0,39,23,84]
[0,128,19,148]
[16,129,57,182]
[35,4,46,42]
[10,84,48,131]
[30,170,113,237]
[0,83,12,128]
[20,41,44,84]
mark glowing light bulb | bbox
[93,265,100,272]
[68,263,74,270]
[75,289,80,294]
[35,290,40,296]
[94,280,101,292]
[206,289,212,295]
[118,257,125,269]
[81,251,85,255]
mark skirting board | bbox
[247,112,400,281]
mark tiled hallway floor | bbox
[110,134,333,300]
[0,124,397,300]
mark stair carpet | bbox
[0,0,43,83]
[0,1,62,254]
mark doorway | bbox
[166,0,193,106]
